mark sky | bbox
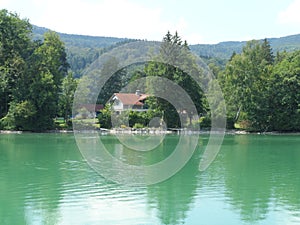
[0,0,300,44]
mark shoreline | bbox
[1,129,300,135]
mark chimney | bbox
[135,90,141,96]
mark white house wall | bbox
[112,97,124,111]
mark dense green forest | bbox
[32,25,300,78]
[0,10,76,131]
[0,9,299,132]
[33,25,137,78]
[190,34,300,60]
[97,31,206,129]
[220,40,300,131]
[96,33,300,132]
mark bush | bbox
[226,116,235,129]
[128,111,148,127]
[1,101,37,131]
[129,109,163,128]
[238,120,251,130]
[0,115,15,130]
[98,105,112,129]
[198,116,211,128]
[133,123,145,129]
[98,107,164,129]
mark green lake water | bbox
[0,133,300,225]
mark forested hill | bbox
[33,25,128,48]
[190,34,300,59]
[34,25,300,58]
[33,25,136,77]
[32,25,300,76]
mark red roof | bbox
[114,93,149,106]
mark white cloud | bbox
[17,0,178,41]
[278,0,300,25]
[0,0,206,42]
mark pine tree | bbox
[145,31,204,128]
[261,38,274,65]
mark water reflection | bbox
[220,135,300,224]
[0,134,76,224]
[1,134,300,224]
[99,134,202,224]
[146,143,202,224]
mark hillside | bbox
[190,34,300,59]
[33,26,137,77]
[32,25,300,76]
[33,25,128,48]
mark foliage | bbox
[33,25,137,78]
[268,51,300,131]
[190,34,300,61]
[97,57,127,104]
[98,104,163,129]
[98,104,112,129]
[133,123,145,129]
[33,25,128,49]
[221,39,300,131]
[1,100,37,131]
[66,46,103,78]
[33,24,300,75]
[144,31,205,128]
[0,10,69,131]
[221,40,273,130]
[59,72,78,122]
[128,109,162,128]
[3,9,300,132]
[198,116,211,128]
[0,9,32,118]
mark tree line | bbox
[0,10,77,131]
[97,31,206,129]
[1,9,299,132]
[220,40,300,131]
[98,33,300,132]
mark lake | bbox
[0,133,300,225]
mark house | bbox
[109,90,149,113]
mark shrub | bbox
[2,101,37,131]
[0,116,15,130]
[98,105,112,129]
[133,123,145,129]
[238,120,251,130]
[226,116,235,129]
[198,116,211,128]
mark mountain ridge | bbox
[33,25,129,48]
[33,25,300,59]
[190,34,300,59]
[32,25,300,76]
